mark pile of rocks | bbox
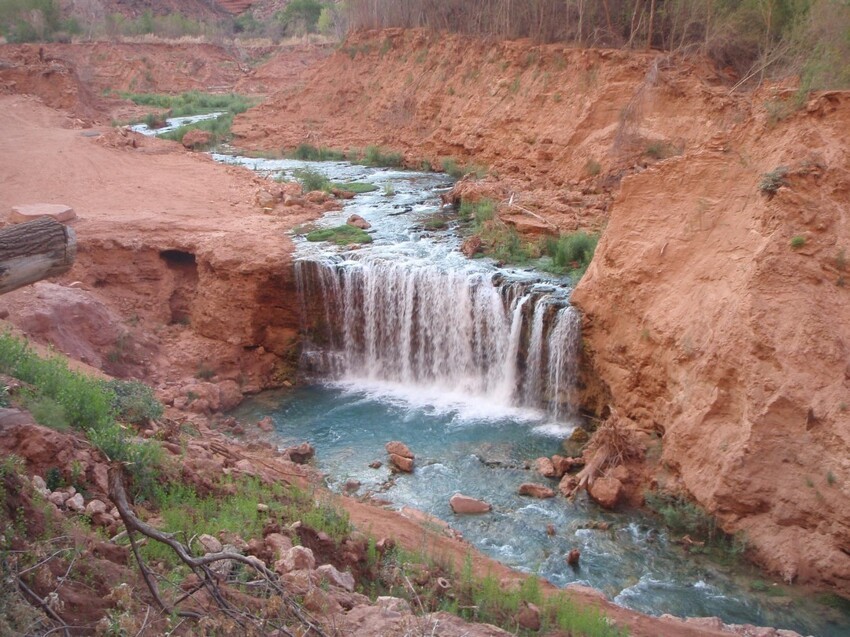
[32,474,122,533]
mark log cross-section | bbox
[0,217,77,295]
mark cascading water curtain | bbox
[295,255,582,419]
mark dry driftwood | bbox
[0,217,76,295]
[570,411,642,498]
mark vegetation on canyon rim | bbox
[0,332,163,500]
[458,198,600,278]
[6,0,850,93]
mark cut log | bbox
[0,217,76,295]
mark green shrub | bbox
[0,332,163,501]
[361,145,404,168]
[584,158,602,176]
[291,143,346,161]
[121,91,251,118]
[643,140,682,159]
[104,379,164,426]
[759,167,789,195]
[277,0,323,35]
[20,392,69,430]
[330,181,378,194]
[306,225,372,245]
[294,167,330,192]
[645,491,717,540]
[544,231,599,276]
[441,157,464,178]
[123,92,255,149]
[644,491,747,560]
[790,235,806,249]
[143,478,350,568]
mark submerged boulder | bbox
[388,453,414,472]
[518,483,555,499]
[386,441,414,472]
[449,494,491,514]
[534,457,558,478]
[385,441,414,458]
[283,442,315,464]
[347,214,371,229]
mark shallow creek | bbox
[171,139,847,636]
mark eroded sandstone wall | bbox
[573,92,850,592]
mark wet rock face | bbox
[386,441,415,472]
[518,483,555,499]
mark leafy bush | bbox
[294,167,330,192]
[790,235,806,249]
[104,379,164,426]
[758,166,789,195]
[361,145,404,168]
[645,491,718,540]
[0,332,163,500]
[291,143,346,161]
[124,92,254,149]
[441,157,464,178]
[122,91,252,118]
[584,158,601,176]
[277,0,323,35]
[377,548,625,636]
[331,181,378,194]
[545,231,599,276]
[142,478,351,568]
[306,225,372,245]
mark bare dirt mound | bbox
[0,44,105,124]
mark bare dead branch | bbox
[16,576,71,637]
[108,466,328,637]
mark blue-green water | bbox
[234,384,850,637]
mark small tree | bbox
[278,0,324,35]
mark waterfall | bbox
[295,250,582,419]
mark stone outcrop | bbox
[518,483,555,499]
[587,477,623,510]
[449,494,491,514]
[9,203,76,224]
[386,441,414,472]
[347,214,371,229]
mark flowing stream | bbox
[207,151,850,636]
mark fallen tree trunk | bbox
[0,217,76,295]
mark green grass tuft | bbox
[331,181,378,194]
[294,168,330,192]
[291,143,346,162]
[306,225,372,245]
[0,332,163,500]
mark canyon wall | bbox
[233,29,850,591]
[573,92,850,591]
